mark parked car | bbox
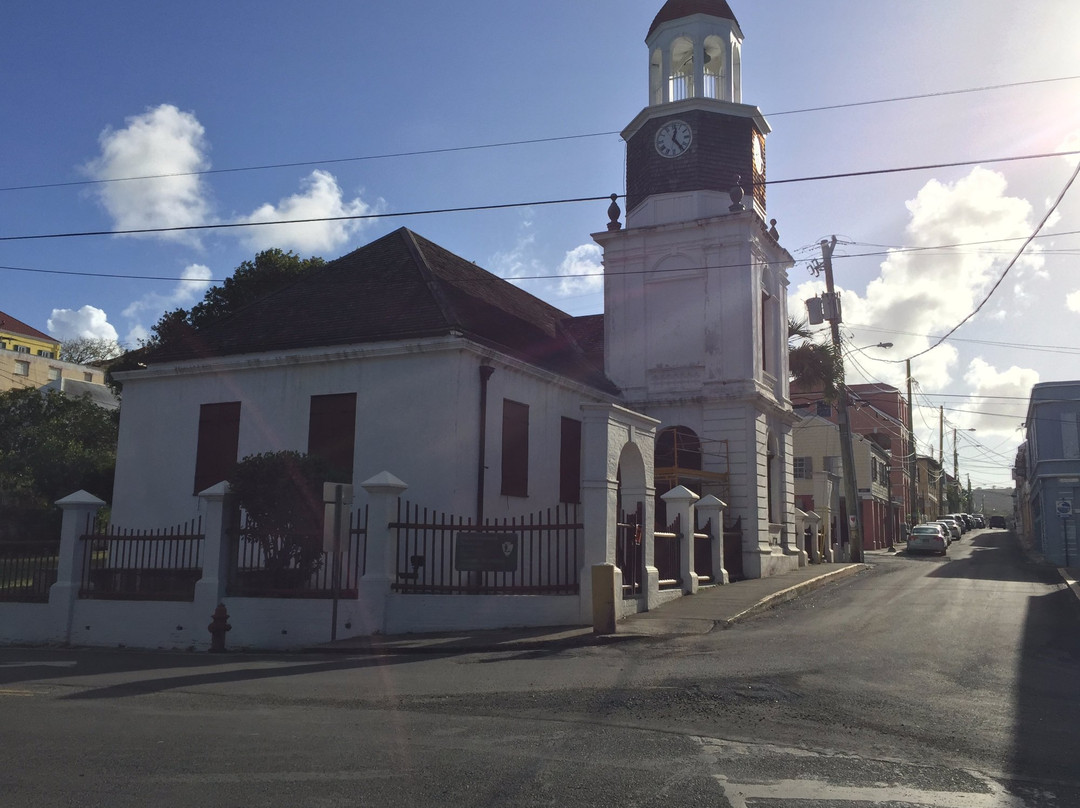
[907,524,949,556]
[946,514,968,533]
[936,518,962,542]
[989,515,1007,529]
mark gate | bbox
[616,503,644,598]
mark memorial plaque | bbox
[455,533,518,572]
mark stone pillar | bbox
[195,481,238,614]
[697,495,728,584]
[51,491,105,645]
[662,485,700,595]
[792,509,809,568]
[805,511,823,564]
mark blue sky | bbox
[3,0,1080,487]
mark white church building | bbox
[8,0,801,649]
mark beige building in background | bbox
[0,309,107,394]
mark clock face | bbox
[655,120,692,158]
[752,131,765,174]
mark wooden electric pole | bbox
[818,237,864,563]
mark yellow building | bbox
[0,310,106,393]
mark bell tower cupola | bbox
[623,0,769,225]
[648,0,743,105]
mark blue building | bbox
[1021,381,1080,566]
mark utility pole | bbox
[906,359,916,530]
[815,237,864,562]
[938,406,944,518]
[953,427,959,513]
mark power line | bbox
[902,159,1080,363]
[0,194,613,243]
[3,147,1078,246]
[6,73,1076,194]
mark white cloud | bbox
[47,306,120,342]
[84,104,212,243]
[489,222,539,282]
[240,170,379,254]
[554,244,604,297]
[490,222,603,306]
[121,263,214,342]
[1066,290,1080,314]
[961,358,1038,434]
[796,167,1041,392]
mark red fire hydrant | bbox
[208,603,231,653]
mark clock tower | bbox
[594,0,800,579]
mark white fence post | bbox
[361,472,408,585]
[360,472,407,635]
[50,490,105,644]
[662,485,699,595]
[195,481,237,615]
[696,495,728,584]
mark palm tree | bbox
[788,317,844,403]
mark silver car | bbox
[907,523,949,556]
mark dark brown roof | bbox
[648,0,739,36]
[150,228,617,394]
[0,310,55,343]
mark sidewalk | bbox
[309,558,871,655]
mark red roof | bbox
[0,310,55,343]
[648,0,739,36]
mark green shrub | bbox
[230,451,329,587]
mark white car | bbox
[907,524,949,556]
[934,519,962,542]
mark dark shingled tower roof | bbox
[648,0,739,36]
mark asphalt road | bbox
[2,529,1078,807]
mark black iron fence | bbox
[694,517,714,583]
[390,500,581,595]
[80,520,204,601]
[0,541,60,603]
[228,507,367,599]
[655,513,681,589]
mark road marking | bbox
[697,738,1032,808]
[0,688,37,697]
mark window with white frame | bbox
[14,360,30,376]
[793,456,814,479]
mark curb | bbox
[305,565,871,655]
[719,563,869,629]
[1057,568,1080,604]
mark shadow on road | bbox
[0,648,450,700]
[927,531,1061,584]
[1009,578,1080,787]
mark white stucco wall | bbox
[111,336,613,530]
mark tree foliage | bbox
[59,337,123,365]
[0,388,119,509]
[788,317,844,404]
[230,451,329,586]
[145,248,325,351]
